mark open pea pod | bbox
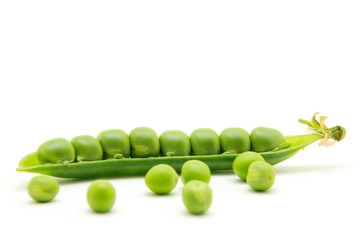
[16,113,346,179]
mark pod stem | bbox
[299,112,346,147]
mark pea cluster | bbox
[28,126,284,213]
[27,153,274,214]
[23,113,347,214]
[36,126,285,165]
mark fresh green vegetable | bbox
[97,129,130,159]
[87,180,116,213]
[182,180,212,214]
[220,127,250,154]
[250,127,285,152]
[17,113,346,179]
[37,138,75,164]
[27,175,59,202]
[247,161,276,191]
[181,160,211,184]
[71,135,103,161]
[145,164,179,194]
[232,152,265,181]
[159,130,191,156]
[190,128,220,155]
[129,127,160,158]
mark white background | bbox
[0,1,361,240]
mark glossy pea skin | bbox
[250,127,285,152]
[181,160,211,184]
[247,161,276,191]
[97,129,130,159]
[145,164,178,194]
[182,180,212,214]
[190,128,220,155]
[71,135,103,161]
[87,180,116,213]
[129,127,160,158]
[159,130,191,156]
[232,151,265,181]
[27,176,59,202]
[37,138,75,164]
[220,127,250,154]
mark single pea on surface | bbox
[145,164,179,194]
[87,180,116,213]
[182,180,213,215]
[27,175,59,202]
[247,161,276,191]
[181,160,211,184]
[232,151,265,181]
[250,127,285,152]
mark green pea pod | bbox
[16,113,346,179]
[71,135,103,161]
[159,130,191,156]
[97,129,130,159]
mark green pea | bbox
[37,138,75,164]
[250,127,285,152]
[232,151,265,181]
[220,127,250,154]
[247,161,276,191]
[27,176,59,202]
[71,135,103,161]
[87,180,116,213]
[182,180,212,214]
[145,164,178,194]
[190,128,220,155]
[159,130,191,156]
[181,160,211,184]
[97,129,130,159]
[129,127,160,158]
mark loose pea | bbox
[190,128,220,155]
[97,129,130,159]
[145,164,178,194]
[232,151,265,181]
[250,127,285,152]
[247,161,276,191]
[181,160,211,184]
[159,130,191,156]
[220,127,250,154]
[182,180,212,214]
[71,135,103,161]
[27,176,59,202]
[87,180,116,213]
[129,127,160,158]
[37,138,75,164]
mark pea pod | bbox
[16,113,346,179]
